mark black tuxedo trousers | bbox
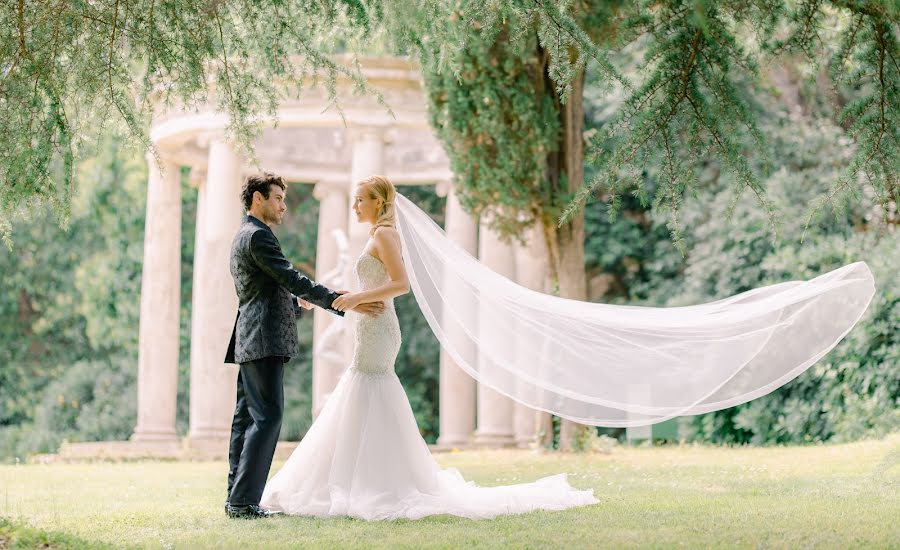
[227,356,284,506]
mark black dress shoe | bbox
[226,503,279,519]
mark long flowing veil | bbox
[394,194,876,427]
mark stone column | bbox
[187,167,208,440]
[187,138,244,450]
[132,152,182,448]
[473,221,516,447]
[436,184,478,448]
[513,226,551,448]
[341,127,385,365]
[311,179,349,419]
[347,127,385,259]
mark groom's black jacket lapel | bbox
[225,214,343,365]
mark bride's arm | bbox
[332,227,409,312]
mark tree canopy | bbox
[2,1,897,246]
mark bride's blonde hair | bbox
[358,175,397,235]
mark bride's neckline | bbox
[359,252,386,269]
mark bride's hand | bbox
[353,301,385,316]
[332,293,362,312]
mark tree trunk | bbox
[538,53,591,451]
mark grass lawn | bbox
[1,435,898,549]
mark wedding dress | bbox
[259,252,598,520]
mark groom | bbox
[223,172,384,519]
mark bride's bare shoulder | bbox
[373,226,400,243]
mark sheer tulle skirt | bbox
[259,367,598,520]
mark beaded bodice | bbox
[355,253,392,294]
[350,253,401,376]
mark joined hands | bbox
[333,290,385,316]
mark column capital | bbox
[313,179,349,201]
[348,125,389,145]
[196,131,230,149]
[188,166,207,189]
[145,149,177,168]
[435,180,451,198]
[207,136,250,170]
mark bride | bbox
[260,174,874,520]
[259,175,598,520]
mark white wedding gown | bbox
[259,252,598,520]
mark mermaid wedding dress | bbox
[259,252,598,520]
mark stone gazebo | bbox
[64,57,551,459]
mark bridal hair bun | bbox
[358,175,397,235]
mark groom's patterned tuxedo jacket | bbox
[225,214,343,364]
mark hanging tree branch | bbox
[559,1,775,252]
[1,0,897,246]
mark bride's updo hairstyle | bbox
[359,175,397,235]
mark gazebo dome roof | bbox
[150,56,450,185]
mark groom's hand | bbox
[333,290,383,316]
[352,302,385,317]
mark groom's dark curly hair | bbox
[241,172,286,210]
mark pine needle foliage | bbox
[0,0,380,243]
[561,0,897,248]
[1,0,896,247]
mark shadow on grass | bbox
[0,517,120,549]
